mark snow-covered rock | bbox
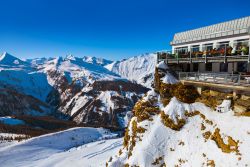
[156,61,168,70]
[108,94,250,167]
[160,72,179,84]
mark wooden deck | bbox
[181,80,250,92]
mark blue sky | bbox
[0,0,249,60]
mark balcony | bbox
[178,72,250,94]
[158,45,250,64]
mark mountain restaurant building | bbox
[158,16,250,73]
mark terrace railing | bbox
[178,72,250,85]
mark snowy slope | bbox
[31,138,122,167]
[0,70,52,101]
[109,96,250,167]
[107,67,250,167]
[0,52,53,103]
[105,53,157,88]
[0,127,122,167]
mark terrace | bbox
[157,40,250,64]
[178,72,250,95]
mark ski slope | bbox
[0,127,122,167]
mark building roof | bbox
[171,16,250,46]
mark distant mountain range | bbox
[0,52,156,128]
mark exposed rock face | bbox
[0,89,51,116]
[40,58,149,128]
[57,80,149,128]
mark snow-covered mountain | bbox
[0,52,148,128]
[107,63,250,167]
[105,53,157,88]
[82,55,113,66]
[0,52,31,70]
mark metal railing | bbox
[178,72,250,85]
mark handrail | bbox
[178,72,250,85]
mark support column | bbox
[188,45,192,63]
[172,46,176,54]
[247,63,250,72]
[229,40,234,48]
[248,38,250,67]
[199,44,203,52]
[213,42,218,49]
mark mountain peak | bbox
[0,52,23,65]
[65,54,75,61]
[82,56,113,66]
[0,52,14,60]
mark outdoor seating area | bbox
[157,44,249,62]
[178,45,249,58]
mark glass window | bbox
[175,47,188,54]
[234,39,249,47]
[191,45,200,53]
[203,43,213,51]
[218,41,229,49]
[232,39,249,55]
